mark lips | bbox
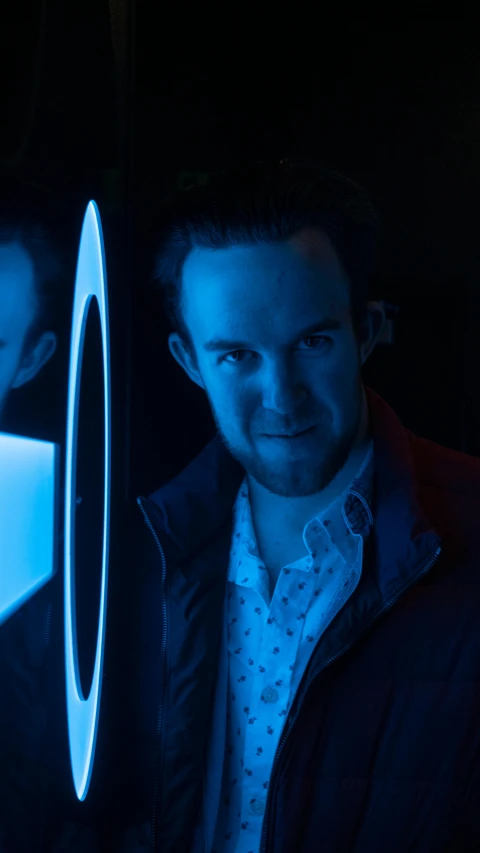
[267,427,314,438]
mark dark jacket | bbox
[116,385,480,853]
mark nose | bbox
[261,364,308,416]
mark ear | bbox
[358,301,386,365]
[168,332,205,390]
[11,331,58,389]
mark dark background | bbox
[1,6,480,847]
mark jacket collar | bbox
[141,386,441,593]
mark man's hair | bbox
[0,176,64,352]
[152,158,383,361]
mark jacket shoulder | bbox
[407,431,480,497]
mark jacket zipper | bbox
[259,544,442,853]
[37,598,53,852]
[137,497,168,853]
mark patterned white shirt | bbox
[212,441,374,853]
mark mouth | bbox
[265,426,316,440]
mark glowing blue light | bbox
[0,432,58,625]
[64,201,111,801]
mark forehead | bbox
[0,242,35,297]
[182,228,350,316]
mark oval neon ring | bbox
[64,200,111,801]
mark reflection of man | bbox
[0,185,93,851]
[0,190,61,427]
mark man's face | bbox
[0,242,56,425]
[169,227,383,499]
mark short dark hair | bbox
[0,176,64,352]
[152,158,383,361]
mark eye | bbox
[221,335,331,364]
[222,350,250,364]
[300,335,330,349]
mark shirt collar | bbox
[234,439,375,545]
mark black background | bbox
[1,7,480,847]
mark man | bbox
[119,159,480,853]
[0,182,60,428]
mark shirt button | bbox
[249,798,266,816]
[261,686,279,703]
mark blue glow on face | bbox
[64,201,111,801]
[0,432,58,625]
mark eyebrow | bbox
[203,318,343,353]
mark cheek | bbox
[311,358,356,399]
[313,358,362,420]
[322,344,361,387]
[213,382,253,428]
[203,374,242,418]
[0,350,21,392]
